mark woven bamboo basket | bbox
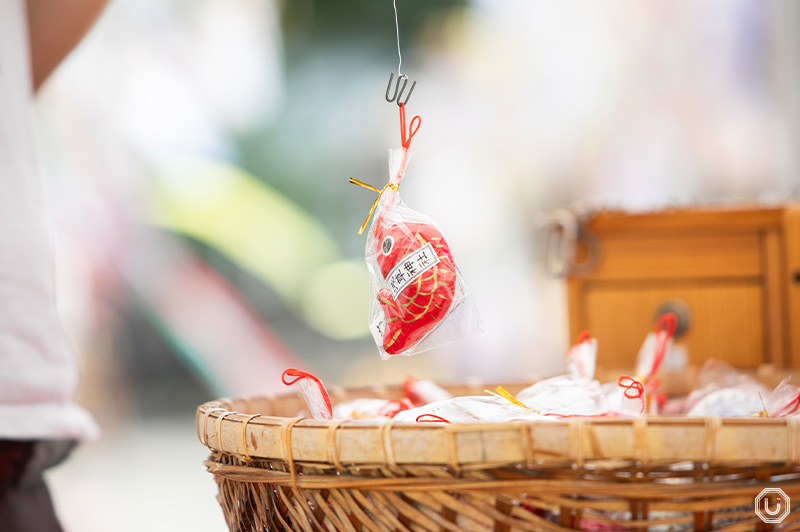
[197,379,800,532]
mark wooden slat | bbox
[583,234,762,281]
[762,229,787,366]
[566,280,582,345]
[588,206,784,233]
[580,281,764,368]
[785,205,800,366]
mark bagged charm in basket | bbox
[350,104,481,358]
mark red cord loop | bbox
[281,368,306,386]
[399,102,421,149]
[281,368,333,418]
[416,414,450,423]
[618,375,644,400]
[576,330,592,344]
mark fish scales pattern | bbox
[375,222,457,354]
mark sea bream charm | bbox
[374,221,457,354]
[350,103,480,358]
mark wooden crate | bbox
[566,204,800,368]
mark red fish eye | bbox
[381,236,394,255]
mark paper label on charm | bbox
[384,242,440,299]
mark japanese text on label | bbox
[384,242,440,299]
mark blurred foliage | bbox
[279,0,465,50]
[236,0,466,258]
[151,157,341,306]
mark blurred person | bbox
[0,0,106,530]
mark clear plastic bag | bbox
[392,395,549,424]
[333,397,413,420]
[352,105,482,359]
[634,313,678,380]
[518,333,644,419]
[681,360,768,417]
[607,376,646,415]
[631,313,678,413]
[687,387,765,417]
[402,376,453,406]
[567,330,597,381]
[680,359,800,418]
[765,378,800,417]
[517,375,605,416]
[281,368,333,420]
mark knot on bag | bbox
[348,180,399,235]
[349,103,421,234]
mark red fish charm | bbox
[351,103,480,358]
[373,221,458,354]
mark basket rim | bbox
[196,382,800,469]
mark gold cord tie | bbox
[486,386,531,410]
[349,178,399,234]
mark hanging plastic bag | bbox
[350,104,481,359]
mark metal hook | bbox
[401,79,416,107]
[385,72,416,107]
[385,72,407,103]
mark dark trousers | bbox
[0,440,75,532]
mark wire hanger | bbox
[385,0,416,107]
[385,73,415,107]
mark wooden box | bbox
[566,204,800,368]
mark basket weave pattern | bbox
[198,384,800,531]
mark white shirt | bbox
[0,0,98,440]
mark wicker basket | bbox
[197,380,800,531]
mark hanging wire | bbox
[385,0,416,106]
[393,0,402,75]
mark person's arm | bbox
[26,0,109,92]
